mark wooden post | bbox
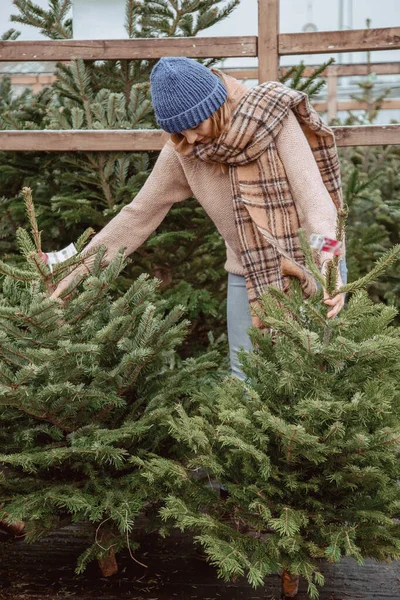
[327,65,338,122]
[258,0,280,83]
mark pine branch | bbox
[340,244,400,295]
[1,28,21,40]
[0,261,34,281]
[21,187,41,253]
[11,0,72,39]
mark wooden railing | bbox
[0,0,399,150]
[223,62,400,119]
[6,61,400,118]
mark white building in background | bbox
[0,0,399,122]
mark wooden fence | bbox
[5,61,400,119]
[0,0,399,150]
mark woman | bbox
[51,57,347,380]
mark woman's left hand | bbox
[321,263,345,319]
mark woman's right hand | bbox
[50,265,88,300]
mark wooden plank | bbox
[332,62,400,76]
[0,130,165,151]
[0,29,399,63]
[327,67,338,121]
[9,78,400,109]
[334,124,400,146]
[279,26,400,55]
[223,61,400,81]
[313,99,400,112]
[224,65,322,79]
[1,125,400,152]
[6,64,400,89]
[6,74,57,93]
[258,0,279,83]
[222,68,259,80]
[0,36,257,62]
[5,63,399,88]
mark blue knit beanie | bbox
[150,56,227,134]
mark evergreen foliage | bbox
[11,0,73,39]
[0,187,218,572]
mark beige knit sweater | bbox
[70,80,345,280]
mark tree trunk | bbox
[98,548,118,576]
[281,568,299,598]
[153,265,173,288]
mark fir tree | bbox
[136,222,400,599]
[0,187,218,575]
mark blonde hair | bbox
[164,69,234,174]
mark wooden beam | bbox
[258,0,279,82]
[279,27,400,55]
[0,130,165,152]
[222,68,259,80]
[222,61,400,81]
[327,68,338,121]
[330,62,400,76]
[313,99,400,112]
[5,73,400,112]
[6,74,57,93]
[1,126,399,152]
[0,36,257,62]
[333,125,400,146]
[5,63,399,87]
[1,27,398,63]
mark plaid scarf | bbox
[193,77,343,327]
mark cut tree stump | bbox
[98,549,118,577]
[0,518,25,538]
[281,569,300,597]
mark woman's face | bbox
[180,117,214,145]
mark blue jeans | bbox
[227,258,348,380]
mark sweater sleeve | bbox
[79,141,192,269]
[275,108,346,266]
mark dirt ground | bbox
[1,522,399,600]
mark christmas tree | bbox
[136,224,400,599]
[0,187,218,575]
